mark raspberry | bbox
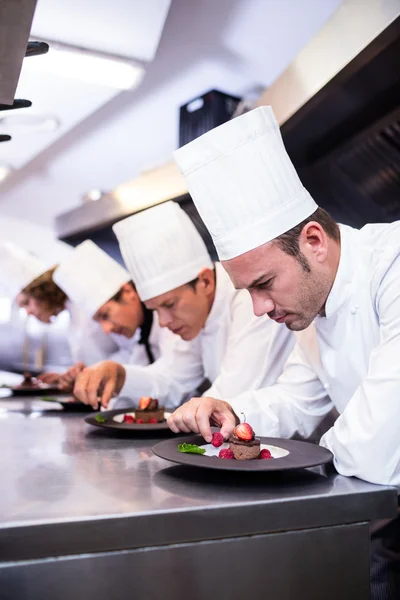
[234,423,254,441]
[211,432,224,447]
[136,419,144,424]
[123,414,135,423]
[148,418,158,424]
[219,449,235,459]
[259,449,272,459]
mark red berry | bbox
[148,417,158,424]
[219,449,235,459]
[234,423,254,441]
[139,396,151,410]
[211,432,224,447]
[259,449,272,459]
[136,419,144,424]
[123,414,135,423]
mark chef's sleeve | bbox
[120,329,205,409]
[320,256,400,487]
[227,340,334,440]
[205,290,295,399]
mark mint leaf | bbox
[95,414,107,424]
[42,397,57,402]
[178,443,206,454]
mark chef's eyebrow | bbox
[248,273,274,289]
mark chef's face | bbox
[223,222,333,331]
[94,283,143,338]
[145,268,216,341]
[16,293,55,323]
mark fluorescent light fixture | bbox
[25,44,145,90]
[0,166,11,182]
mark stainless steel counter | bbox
[0,396,397,600]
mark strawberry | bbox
[139,396,152,410]
[123,414,135,424]
[136,419,144,424]
[233,423,254,441]
[259,449,272,459]
[211,432,224,448]
[148,417,158,424]
[219,449,235,459]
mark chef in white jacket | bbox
[53,240,163,390]
[0,241,116,370]
[73,201,294,410]
[171,106,400,599]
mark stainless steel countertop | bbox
[0,397,397,561]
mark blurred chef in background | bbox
[53,240,165,391]
[0,241,120,382]
[73,201,294,411]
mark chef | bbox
[171,106,400,599]
[0,241,120,375]
[52,240,162,391]
[73,201,294,410]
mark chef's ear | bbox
[197,267,216,295]
[301,222,329,264]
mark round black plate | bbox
[41,397,94,411]
[85,408,172,432]
[6,385,70,396]
[152,434,333,472]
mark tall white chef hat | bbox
[113,201,213,301]
[0,242,48,299]
[53,240,130,317]
[173,106,318,261]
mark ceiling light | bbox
[24,43,145,90]
[87,189,102,201]
[0,166,12,182]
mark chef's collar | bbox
[138,303,155,363]
[203,263,230,332]
[323,224,355,320]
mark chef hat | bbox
[113,201,213,301]
[0,242,48,299]
[53,240,130,317]
[173,106,318,260]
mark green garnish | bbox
[41,396,57,402]
[178,443,206,454]
[95,414,107,424]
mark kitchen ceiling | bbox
[0,0,342,230]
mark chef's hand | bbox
[38,372,61,385]
[73,361,126,410]
[58,362,86,392]
[167,396,239,442]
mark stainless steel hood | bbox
[56,0,400,243]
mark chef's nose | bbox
[158,310,172,328]
[251,293,275,317]
[101,321,114,335]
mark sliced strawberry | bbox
[233,422,254,441]
[139,396,152,410]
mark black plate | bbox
[85,408,173,432]
[40,396,94,411]
[152,434,333,472]
[4,384,71,396]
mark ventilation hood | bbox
[56,0,400,243]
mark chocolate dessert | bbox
[229,423,261,460]
[135,396,165,423]
[15,372,39,389]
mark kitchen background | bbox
[0,0,398,372]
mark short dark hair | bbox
[22,267,67,313]
[274,207,340,272]
[186,265,216,291]
[109,280,135,303]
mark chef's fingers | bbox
[86,372,103,409]
[74,370,98,409]
[100,377,115,409]
[218,409,238,441]
[181,400,202,434]
[166,412,180,433]
[195,398,214,442]
[170,407,192,433]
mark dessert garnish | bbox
[211,432,224,447]
[178,443,206,454]
[95,414,107,423]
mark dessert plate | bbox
[3,384,70,396]
[153,434,333,472]
[85,408,172,432]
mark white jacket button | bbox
[350,305,359,315]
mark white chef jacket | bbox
[120,263,295,409]
[228,222,400,487]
